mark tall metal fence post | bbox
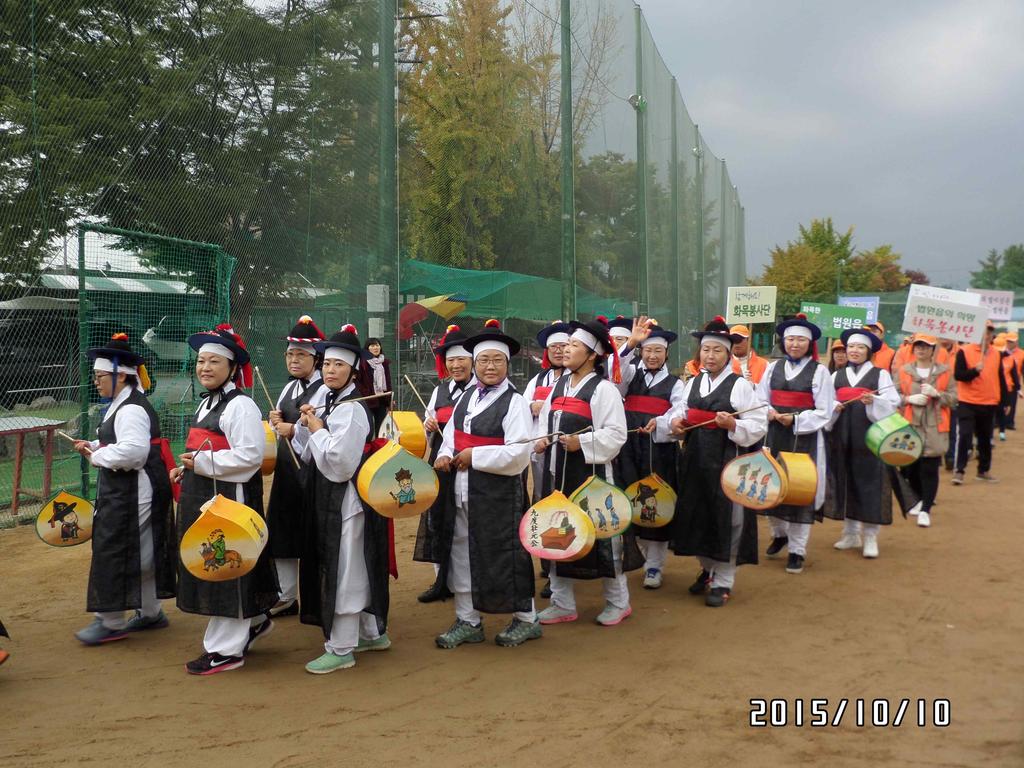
[379,0,399,385]
[721,160,728,309]
[670,77,681,363]
[634,6,648,315]
[76,227,90,497]
[694,124,705,322]
[560,0,575,320]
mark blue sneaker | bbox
[75,618,129,646]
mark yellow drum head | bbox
[357,439,439,519]
[260,421,277,476]
[180,495,268,581]
[519,491,596,562]
[379,411,429,461]
[720,448,787,510]
[778,451,817,507]
[36,491,93,547]
[569,476,632,539]
[866,413,923,467]
[625,473,677,528]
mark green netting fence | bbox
[1,0,747,525]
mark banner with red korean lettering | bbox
[967,289,1015,322]
[901,296,989,344]
[726,285,777,325]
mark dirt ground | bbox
[2,436,1023,768]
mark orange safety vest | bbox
[899,365,952,433]
[892,343,914,372]
[1012,348,1024,378]
[1000,352,1019,392]
[731,350,768,384]
[936,343,957,367]
[957,344,1001,406]
[873,343,895,372]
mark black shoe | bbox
[540,579,552,600]
[943,457,954,471]
[785,553,805,574]
[705,587,731,607]
[417,582,453,603]
[688,569,711,595]
[765,535,789,558]
[185,652,244,676]
[243,618,274,654]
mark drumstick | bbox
[676,403,769,434]
[253,366,301,470]
[310,391,394,411]
[403,374,430,412]
[57,430,91,454]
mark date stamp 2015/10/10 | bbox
[749,699,951,728]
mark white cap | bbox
[546,332,570,346]
[445,345,471,359]
[783,326,813,340]
[845,333,874,349]
[286,342,316,354]
[571,328,601,351]
[324,347,358,367]
[700,335,732,351]
[198,342,234,360]
[473,340,510,359]
[640,336,668,349]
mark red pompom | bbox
[446,324,460,334]
[435,352,448,381]
[796,312,807,320]
[298,315,313,324]
[595,315,608,325]
[216,323,235,334]
[541,348,551,369]
[111,332,129,341]
[484,319,500,329]
[341,324,358,335]
[713,315,725,323]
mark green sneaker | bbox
[495,618,542,647]
[305,651,356,674]
[435,619,484,649]
[354,633,392,653]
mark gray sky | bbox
[637,0,1024,287]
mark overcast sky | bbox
[636,0,1024,287]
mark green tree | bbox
[971,245,1024,290]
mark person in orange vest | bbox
[866,322,896,372]
[1006,333,1023,429]
[895,334,958,528]
[952,322,1000,484]
[891,335,914,372]
[729,325,768,384]
[827,339,847,373]
[993,334,1021,441]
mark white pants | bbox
[275,558,299,604]
[549,535,629,611]
[204,612,264,657]
[843,519,880,538]
[769,518,811,556]
[97,501,161,630]
[325,611,380,657]
[448,501,536,625]
[698,504,744,590]
[637,540,668,571]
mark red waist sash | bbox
[551,396,592,420]
[836,386,871,403]
[685,407,721,429]
[454,430,505,452]
[532,386,553,403]
[185,428,231,452]
[624,395,671,416]
[770,390,815,409]
[435,405,454,425]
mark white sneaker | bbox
[833,533,863,550]
[642,568,663,589]
[917,511,931,528]
[907,500,923,517]
[862,535,879,558]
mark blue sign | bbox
[838,295,880,325]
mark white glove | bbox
[906,393,929,406]
[920,383,939,398]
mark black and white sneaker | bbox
[785,553,805,574]
[688,569,711,595]
[243,618,274,654]
[705,587,731,607]
[185,652,244,676]
[765,536,788,558]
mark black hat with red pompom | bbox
[433,324,472,379]
[464,319,521,357]
[284,315,325,344]
[690,315,744,347]
[188,323,253,387]
[775,312,822,342]
[569,315,622,382]
[314,323,364,369]
[607,315,633,336]
[537,320,572,369]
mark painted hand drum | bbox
[357,439,438,519]
[720,448,787,511]
[36,491,93,547]
[180,494,268,582]
[260,421,277,476]
[625,473,677,528]
[519,490,596,562]
[569,476,632,539]
[379,411,429,460]
[866,412,923,467]
[777,451,817,507]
